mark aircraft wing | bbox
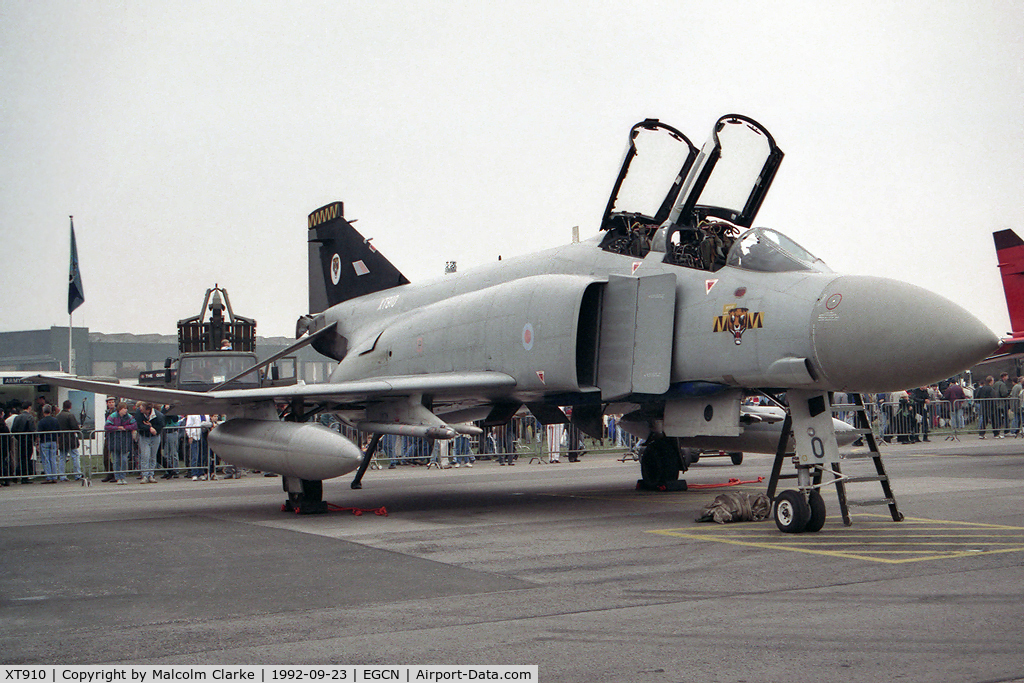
[29,372,518,415]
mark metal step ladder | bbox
[827,393,904,525]
[767,393,903,527]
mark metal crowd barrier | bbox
[365,430,639,469]
[1,427,98,483]
[869,397,1024,443]
[872,399,953,443]
[0,419,643,483]
[10,396,1019,485]
[950,397,1024,438]
[0,425,226,483]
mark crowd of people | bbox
[852,372,1024,443]
[0,395,230,485]
[1,397,84,485]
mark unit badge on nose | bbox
[713,304,763,345]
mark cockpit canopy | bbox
[600,119,698,232]
[671,114,783,228]
[600,115,792,272]
[601,115,782,233]
[726,228,831,273]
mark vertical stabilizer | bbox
[308,202,410,313]
[994,229,1024,337]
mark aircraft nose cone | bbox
[811,275,1000,392]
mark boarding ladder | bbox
[767,393,903,526]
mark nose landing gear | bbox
[769,391,902,533]
[772,486,826,533]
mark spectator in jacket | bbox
[943,381,966,430]
[976,376,998,438]
[1010,377,1023,435]
[100,396,117,482]
[56,400,82,481]
[161,408,181,478]
[105,402,137,484]
[185,414,212,480]
[995,372,1012,437]
[10,402,37,483]
[36,404,61,483]
[135,402,165,484]
[0,407,11,485]
[33,395,47,419]
[909,387,931,442]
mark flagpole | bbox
[68,215,78,375]
[67,214,85,372]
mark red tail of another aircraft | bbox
[994,228,1024,339]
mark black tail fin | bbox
[307,201,410,313]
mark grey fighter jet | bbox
[36,115,999,524]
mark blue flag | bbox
[68,217,84,314]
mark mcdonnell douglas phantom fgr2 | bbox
[38,115,999,532]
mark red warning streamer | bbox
[325,503,388,516]
[281,504,389,516]
[688,477,764,490]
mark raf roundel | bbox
[330,254,342,285]
[522,323,534,351]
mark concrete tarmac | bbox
[2,436,1024,682]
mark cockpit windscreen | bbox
[726,228,831,273]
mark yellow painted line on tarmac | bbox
[648,514,1024,564]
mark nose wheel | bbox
[772,487,826,533]
[773,489,809,533]
[804,489,826,532]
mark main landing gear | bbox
[638,434,688,491]
[283,477,328,515]
[279,397,330,514]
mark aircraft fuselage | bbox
[321,234,996,407]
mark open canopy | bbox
[669,114,783,229]
[600,115,799,273]
[599,119,698,233]
[601,114,783,235]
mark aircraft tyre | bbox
[729,452,743,465]
[773,489,810,533]
[804,489,826,533]
[640,437,681,487]
[284,479,328,515]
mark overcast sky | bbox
[2,1,1022,342]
